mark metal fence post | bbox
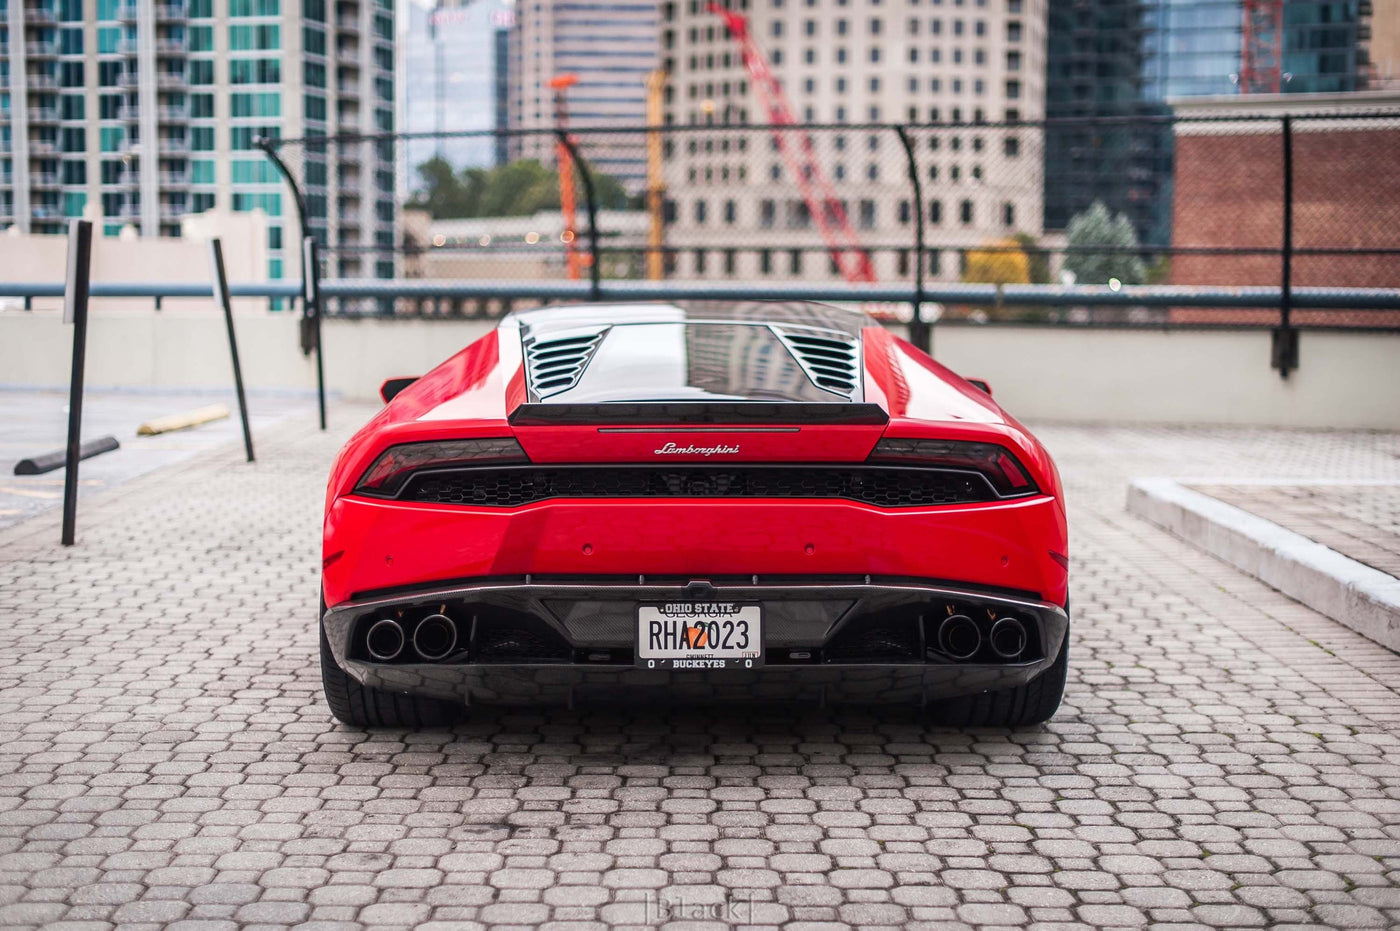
[1273,114,1298,378]
[303,236,327,431]
[60,219,94,547]
[895,125,929,352]
[556,130,602,301]
[257,136,311,264]
[209,238,255,462]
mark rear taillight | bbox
[355,438,528,496]
[868,438,1038,497]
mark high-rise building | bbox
[401,0,512,183]
[506,0,659,187]
[0,0,395,280]
[1043,1,1376,248]
[659,0,1049,283]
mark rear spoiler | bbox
[508,402,890,426]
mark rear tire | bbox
[320,623,460,728]
[926,622,1069,729]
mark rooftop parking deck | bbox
[1,409,1398,929]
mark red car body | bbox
[320,302,1069,727]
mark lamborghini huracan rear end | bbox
[320,302,1069,728]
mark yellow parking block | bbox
[136,404,231,436]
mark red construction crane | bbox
[549,73,584,280]
[1240,0,1284,94]
[708,3,875,283]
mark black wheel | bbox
[926,622,1069,729]
[319,622,460,728]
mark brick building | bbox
[1169,92,1400,325]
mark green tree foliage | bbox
[1063,201,1147,285]
[1012,232,1051,285]
[411,157,638,219]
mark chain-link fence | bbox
[260,111,1400,327]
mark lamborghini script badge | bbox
[654,442,740,456]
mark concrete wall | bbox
[0,211,270,314]
[2,309,1397,429]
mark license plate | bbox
[636,604,763,669]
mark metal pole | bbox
[303,236,327,430]
[557,131,602,301]
[895,125,928,352]
[209,238,255,462]
[1273,113,1297,378]
[60,220,94,547]
[645,70,667,281]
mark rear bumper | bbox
[321,578,1069,707]
[322,494,1069,607]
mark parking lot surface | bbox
[1,408,1398,930]
[0,389,305,530]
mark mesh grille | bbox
[401,465,996,508]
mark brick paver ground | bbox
[1189,482,1400,578]
[1,409,1399,930]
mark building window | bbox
[694,199,707,224]
[1007,20,1021,42]
[724,200,736,224]
[789,249,802,275]
[760,199,775,228]
[724,249,736,275]
[929,200,941,224]
[694,249,707,274]
[1002,202,1014,228]
[760,249,772,274]
[858,199,876,229]
[1004,136,1019,157]
[898,200,910,224]
[960,199,973,224]
[1007,50,1021,71]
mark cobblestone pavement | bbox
[1189,482,1400,578]
[2,410,1399,930]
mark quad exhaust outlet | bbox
[365,618,406,662]
[413,613,458,661]
[936,614,981,661]
[989,616,1028,660]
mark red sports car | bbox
[320,301,1069,728]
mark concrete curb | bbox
[1127,477,1400,653]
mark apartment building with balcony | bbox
[658,0,1048,284]
[0,0,395,280]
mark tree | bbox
[963,238,1031,286]
[411,158,640,220]
[1063,201,1146,285]
[1012,232,1051,285]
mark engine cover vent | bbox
[524,327,609,398]
[773,327,861,399]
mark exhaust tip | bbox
[989,617,1027,659]
[937,614,981,661]
[413,613,458,662]
[365,618,406,662]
